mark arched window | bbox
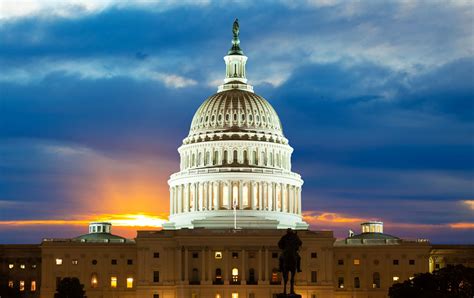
[214,268,223,285]
[91,273,98,288]
[243,150,248,165]
[233,150,238,163]
[198,152,202,166]
[354,277,360,288]
[373,272,380,288]
[248,268,256,284]
[223,150,228,164]
[271,268,280,284]
[192,153,195,167]
[232,268,239,283]
[191,268,199,284]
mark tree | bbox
[389,264,474,298]
[54,277,85,298]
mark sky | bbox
[0,0,473,244]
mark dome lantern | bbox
[218,19,254,93]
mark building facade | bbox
[1,21,473,298]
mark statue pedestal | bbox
[276,294,302,298]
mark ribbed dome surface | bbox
[188,89,284,140]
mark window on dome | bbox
[241,114,245,121]
[226,114,230,121]
[218,114,222,121]
[205,116,209,122]
[234,114,237,121]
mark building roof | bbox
[348,232,400,240]
[73,232,132,243]
[184,89,285,145]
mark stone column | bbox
[185,183,190,212]
[208,248,212,283]
[215,181,220,210]
[272,183,277,211]
[184,247,189,283]
[241,249,246,284]
[258,182,263,210]
[177,185,182,213]
[264,247,269,283]
[250,182,255,210]
[169,187,174,215]
[298,187,302,214]
[228,182,232,209]
[258,248,263,282]
[177,247,182,282]
[239,180,243,209]
[201,248,206,283]
[207,181,214,210]
[224,249,229,284]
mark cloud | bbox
[0,57,197,88]
[0,0,211,20]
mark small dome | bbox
[185,89,285,144]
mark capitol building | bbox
[1,21,473,298]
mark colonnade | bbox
[180,145,292,171]
[175,246,277,284]
[169,181,302,215]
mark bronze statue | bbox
[232,18,239,38]
[277,228,302,297]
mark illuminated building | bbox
[1,21,473,298]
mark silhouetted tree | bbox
[54,277,85,298]
[389,264,474,298]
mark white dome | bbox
[164,20,308,230]
[185,89,286,145]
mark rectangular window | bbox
[353,259,360,265]
[20,264,25,269]
[153,295,159,298]
[393,276,399,282]
[232,293,238,298]
[110,276,117,288]
[338,277,344,288]
[311,271,317,283]
[338,259,344,265]
[272,252,278,258]
[311,295,317,298]
[215,251,222,259]
[409,259,415,265]
[72,259,78,265]
[435,263,440,269]
[19,280,25,291]
[393,259,399,265]
[8,264,14,269]
[126,277,133,288]
[111,259,117,265]
[232,252,239,259]
[192,252,199,258]
[153,252,160,258]
[31,280,37,291]
[55,258,63,265]
[311,252,317,258]
[153,271,160,282]
[127,259,133,265]
[354,277,360,288]
[8,281,13,288]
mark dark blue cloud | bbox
[0,2,472,243]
